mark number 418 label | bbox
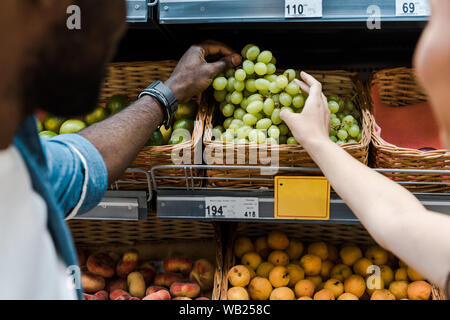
[395,0,430,16]
[285,0,322,18]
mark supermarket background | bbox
[56,1,448,300]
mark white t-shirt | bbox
[0,146,76,300]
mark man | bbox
[281,0,450,295]
[0,0,240,299]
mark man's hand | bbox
[165,41,242,103]
[280,72,330,149]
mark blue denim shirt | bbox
[14,116,108,299]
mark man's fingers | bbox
[199,41,235,57]
[300,71,322,98]
[204,54,241,78]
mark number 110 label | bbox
[395,0,430,16]
[285,0,322,18]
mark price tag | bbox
[285,0,322,18]
[204,197,259,219]
[395,0,430,16]
[275,176,330,220]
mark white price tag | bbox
[395,0,430,16]
[204,197,259,219]
[285,0,322,18]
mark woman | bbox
[280,0,450,295]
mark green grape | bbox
[287,137,298,145]
[223,117,233,129]
[266,63,276,75]
[241,44,254,58]
[230,91,243,105]
[213,77,227,91]
[234,80,245,92]
[328,101,340,114]
[254,62,268,76]
[264,74,277,82]
[256,118,272,130]
[234,107,246,120]
[272,94,280,106]
[236,125,252,139]
[275,75,288,89]
[221,130,235,142]
[245,79,257,92]
[255,79,270,91]
[255,112,263,121]
[271,108,282,125]
[285,82,300,96]
[296,107,303,114]
[214,125,224,133]
[329,127,337,137]
[279,135,287,144]
[257,50,273,64]
[292,95,305,108]
[337,140,346,145]
[330,113,337,119]
[226,77,236,92]
[337,129,348,140]
[225,68,235,78]
[243,60,255,75]
[281,106,294,114]
[266,137,278,145]
[229,119,244,130]
[330,136,338,143]
[268,125,280,139]
[269,81,281,94]
[222,103,235,117]
[357,132,362,141]
[348,139,357,143]
[246,100,264,114]
[278,123,289,136]
[243,113,258,126]
[279,93,292,107]
[328,95,340,102]
[225,92,232,104]
[344,99,356,112]
[342,115,355,126]
[214,90,227,102]
[248,129,266,144]
[260,90,271,97]
[240,98,248,110]
[235,69,246,82]
[330,117,341,129]
[270,56,276,64]
[283,69,296,82]
[263,98,275,116]
[348,124,360,138]
[246,46,260,61]
[236,138,249,144]
[248,93,263,103]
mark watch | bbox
[138,80,178,129]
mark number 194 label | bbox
[205,197,259,219]
[395,0,430,16]
[285,0,322,18]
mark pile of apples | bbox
[227,231,433,300]
[78,248,214,300]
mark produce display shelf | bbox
[152,165,450,224]
[158,0,430,24]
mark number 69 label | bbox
[285,0,322,18]
[395,0,430,16]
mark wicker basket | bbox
[69,213,222,300]
[203,70,372,189]
[370,67,450,192]
[220,222,444,300]
[100,60,204,189]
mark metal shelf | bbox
[151,165,450,224]
[158,0,430,24]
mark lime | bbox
[39,131,57,139]
[59,119,87,134]
[160,126,172,144]
[106,94,128,115]
[36,118,43,132]
[146,130,164,146]
[84,107,108,125]
[169,128,191,145]
[174,101,198,120]
[44,115,66,133]
[173,119,194,133]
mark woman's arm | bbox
[281,72,450,291]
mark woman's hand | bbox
[165,40,242,103]
[280,71,330,149]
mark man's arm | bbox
[79,42,241,184]
[281,72,450,290]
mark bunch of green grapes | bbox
[327,95,362,144]
[211,44,362,145]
